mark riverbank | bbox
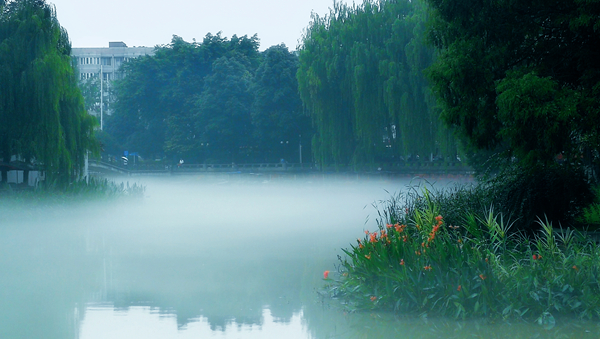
[324,182,600,324]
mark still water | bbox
[1,174,598,338]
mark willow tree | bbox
[0,0,97,185]
[298,0,457,169]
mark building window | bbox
[101,57,112,66]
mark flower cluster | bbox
[428,215,443,242]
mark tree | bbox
[425,0,600,228]
[195,56,254,163]
[251,45,309,162]
[0,0,97,185]
[109,33,263,162]
[426,0,600,173]
[298,0,458,169]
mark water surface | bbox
[1,174,596,338]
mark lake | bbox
[1,174,597,338]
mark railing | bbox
[88,159,471,176]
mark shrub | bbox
[484,164,594,234]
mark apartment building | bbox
[72,41,154,81]
[71,42,154,127]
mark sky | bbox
[49,0,352,51]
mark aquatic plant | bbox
[324,189,600,323]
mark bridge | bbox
[87,159,472,177]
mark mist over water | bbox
[1,174,597,338]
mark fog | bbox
[0,174,593,338]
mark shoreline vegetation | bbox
[323,181,600,325]
[0,177,145,204]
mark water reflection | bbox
[80,305,310,339]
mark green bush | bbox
[484,164,594,234]
[577,185,600,230]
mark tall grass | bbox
[324,186,600,323]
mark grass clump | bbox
[324,185,600,324]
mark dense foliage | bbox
[325,185,600,323]
[0,0,98,185]
[106,35,309,164]
[426,0,600,173]
[297,0,458,169]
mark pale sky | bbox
[49,0,352,51]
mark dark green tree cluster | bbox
[105,34,309,164]
[0,0,98,184]
[297,0,458,169]
[426,0,600,173]
[425,0,600,228]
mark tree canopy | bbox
[297,0,458,169]
[0,0,98,184]
[426,0,600,173]
[107,34,308,163]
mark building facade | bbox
[72,41,154,81]
[71,42,154,126]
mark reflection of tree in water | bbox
[101,255,304,331]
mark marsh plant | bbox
[324,188,600,324]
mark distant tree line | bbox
[0,0,98,185]
[103,34,310,164]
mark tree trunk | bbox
[23,169,29,186]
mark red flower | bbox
[424,265,432,271]
[479,274,486,280]
[323,270,330,279]
[532,254,537,260]
[400,259,405,266]
[370,296,377,302]
[457,285,462,292]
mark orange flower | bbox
[394,224,406,233]
[369,232,378,243]
[424,265,432,271]
[573,265,578,271]
[485,258,489,263]
[381,230,387,239]
[435,215,443,222]
[323,270,330,279]
[386,224,393,229]
[457,285,462,292]
[400,259,405,266]
[370,296,377,302]
[532,254,537,260]
[359,243,364,249]
[479,274,486,280]
[458,239,462,243]
[415,251,421,256]
[365,254,371,260]
[403,235,408,242]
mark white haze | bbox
[1,175,421,338]
[2,175,594,338]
